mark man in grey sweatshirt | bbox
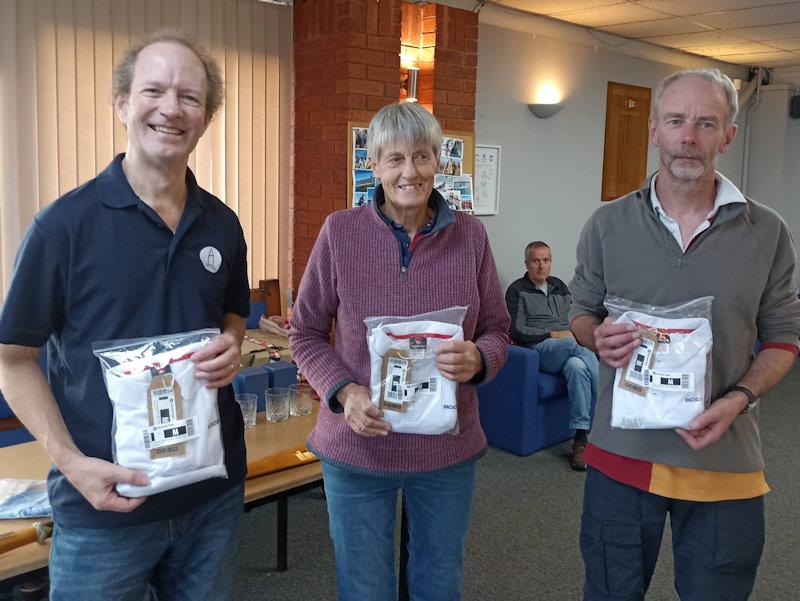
[570,69,800,600]
[506,241,598,470]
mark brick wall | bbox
[430,3,477,132]
[292,0,402,291]
[291,0,478,292]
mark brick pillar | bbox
[429,3,477,132]
[290,1,478,292]
[292,0,402,292]
[404,3,477,131]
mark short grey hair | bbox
[652,68,739,127]
[112,28,224,120]
[524,241,550,261]
[366,102,442,163]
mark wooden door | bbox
[601,82,651,201]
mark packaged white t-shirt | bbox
[367,320,462,435]
[102,338,227,497]
[612,311,712,429]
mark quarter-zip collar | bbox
[372,184,456,275]
[636,172,749,253]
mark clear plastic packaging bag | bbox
[604,296,714,429]
[92,329,227,497]
[364,307,467,435]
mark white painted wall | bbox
[472,23,749,290]
[744,84,800,280]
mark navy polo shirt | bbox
[0,154,250,527]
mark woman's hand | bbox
[337,383,391,437]
[434,340,483,382]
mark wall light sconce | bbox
[527,102,564,118]
[403,67,419,102]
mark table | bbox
[0,405,321,585]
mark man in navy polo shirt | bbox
[0,29,250,600]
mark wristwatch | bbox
[727,384,758,415]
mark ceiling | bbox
[489,1,800,68]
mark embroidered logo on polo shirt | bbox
[199,247,222,273]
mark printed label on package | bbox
[618,331,660,397]
[142,417,198,451]
[384,357,410,404]
[150,385,178,424]
[643,370,694,392]
[402,376,439,399]
[408,336,428,359]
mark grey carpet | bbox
[233,367,800,600]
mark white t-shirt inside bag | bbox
[611,311,712,429]
[94,330,227,497]
[367,320,463,435]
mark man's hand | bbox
[549,330,574,339]
[435,340,483,382]
[193,331,242,388]
[676,392,748,450]
[593,317,640,368]
[337,383,391,437]
[60,453,150,512]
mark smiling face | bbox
[371,139,437,219]
[649,76,737,183]
[114,41,210,169]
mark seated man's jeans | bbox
[49,481,244,601]
[322,459,477,601]
[581,468,764,601]
[533,336,598,431]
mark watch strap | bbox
[728,384,758,414]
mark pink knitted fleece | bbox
[290,203,510,473]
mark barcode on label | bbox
[385,358,409,403]
[141,417,199,450]
[648,371,694,392]
[386,375,403,401]
[627,369,644,382]
[428,378,437,393]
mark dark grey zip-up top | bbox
[570,175,800,472]
[506,275,571,345]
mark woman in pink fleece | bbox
[290,102,509,601]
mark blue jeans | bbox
[49,482,244,601]
[322,459,477,601]
[534,336,598,431]
[581,468,765,601]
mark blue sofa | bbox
[478,345,577,457]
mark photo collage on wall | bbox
[435,135,474,212]
[352,127,378,207]
[350,127,473,212]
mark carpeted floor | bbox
[233,367,800,600]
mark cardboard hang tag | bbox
[617,329,660,397]
[380,348,411,412]
[145,367,186,459]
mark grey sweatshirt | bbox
[570,175,800,472]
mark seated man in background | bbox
[506,241,598,470]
